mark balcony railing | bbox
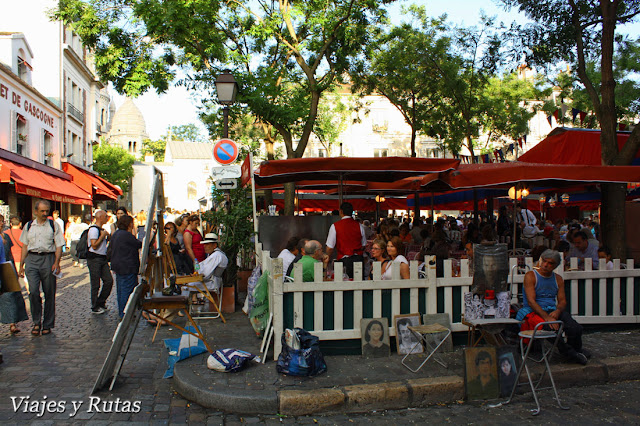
[67,102,84,122]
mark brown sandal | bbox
[10,324,20,334]
[31,325,41,336]
[41,329,52,335]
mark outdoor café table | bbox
[462,317,521,347]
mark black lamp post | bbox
[215,70,238,138]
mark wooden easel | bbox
[138,173,214,351]
[161,233,226,324]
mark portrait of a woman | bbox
[361,318,391,358]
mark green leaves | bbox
[92,143,135,192]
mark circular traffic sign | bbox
[213,139,239,165]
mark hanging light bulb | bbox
[521,187,530,197]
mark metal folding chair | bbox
[504,320,569,415]
[401,324,451,372]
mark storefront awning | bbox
[0,158,93,205]
[62,162,122,200]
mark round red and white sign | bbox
[213,139,239,165]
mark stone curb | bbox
[174,354,640,415]
[173,355,279,414]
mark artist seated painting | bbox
[189,233,228,293]
[516,249,590,365]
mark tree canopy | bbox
[353,8,535,160]
[501,0,640,257]
[92,143,135,192]
[56,0,393,213]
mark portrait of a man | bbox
[394,313,423,355]
[465,347,500,400]
[360,318,391,358]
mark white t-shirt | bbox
[88,226,108,255]
[278,249,296,277]
[382,255,408,280]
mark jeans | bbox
[87,255,113,309]
[116,274,138,318]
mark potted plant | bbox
[202,185,256,307]
[45,152,55,158]
[18,134,27,141]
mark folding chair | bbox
[181,266,227,322]
[401,323,451,372]
[504,320,568,416]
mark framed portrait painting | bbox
[394,313,422,355]
[497,346,520,397]
[360,318,391,358]
[464,347,500,401]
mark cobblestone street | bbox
[1,257,639,424]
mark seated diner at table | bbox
[384,237,409,279]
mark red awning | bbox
[62,163,122,200]
[443,162,640,190]
[272,197,407,212]
[254,157,460,185]
[518,128,636,165]
[0,159,93,205]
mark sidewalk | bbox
[173,309,640,415]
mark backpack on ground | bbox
[76,225,100,260]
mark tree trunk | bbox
[284,182,295,216]
[600,182,627,259]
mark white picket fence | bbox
[256,244,640,359]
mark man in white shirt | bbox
[87,210,113,314]
[278,236,300,278]
[517,203,538,239]
[199,233,228,291]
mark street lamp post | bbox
[215,70,238,139]
[215,70,238,212]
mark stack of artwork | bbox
[464,346,519,400]
[360,313,427,357]
[464,291,512,320]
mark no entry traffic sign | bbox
[213,139,239,165]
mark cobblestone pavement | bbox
[1,257,639,424]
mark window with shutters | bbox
[42,130,53,165]
[15,113,28,156]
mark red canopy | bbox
[518,127,636,165]
[442,162,640,189]
[0,159,93,205]
[272,197,407,212]
[62,162,122,200]
[254,157,460,185]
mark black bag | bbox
[276,328,327,377]
[76,225,100,260]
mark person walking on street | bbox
[4,216,24,273]
[109,215,142,318]
[18,199,64,336]
[87,210,113,314]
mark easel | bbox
[93,169,213,393]
[160,241,226,324]
[139,173,216,349]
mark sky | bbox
[109,0,633,141]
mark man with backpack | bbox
[86,210,113,314]
[18,200,65,336]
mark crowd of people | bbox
[0,201,222,340]
[277,201,609,283]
